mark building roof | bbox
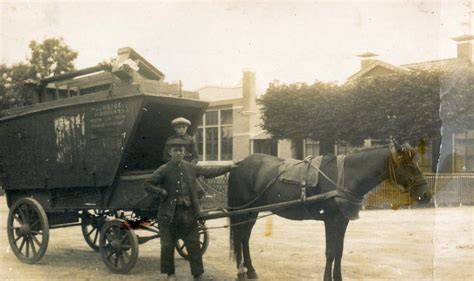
[196,86,242,101]
[402,58,471,71]
[346,59,411,82]
[347,57,472,83]
[357,52,379,58]
[452,34,474,42]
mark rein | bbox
[387,143,423,194]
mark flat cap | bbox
[171,117,191,127]
[166,138,188,147]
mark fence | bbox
[200,173,474,210]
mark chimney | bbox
[452,34,474,62]
[357,52,379,70]
[242,70,257,113]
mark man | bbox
[162,117,199,163]
[145,138,237,281]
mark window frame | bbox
[198,108,233,162]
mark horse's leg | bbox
[323,215,349,281]
[332,218,349,281]
[242,213,259,279]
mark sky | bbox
[0,0,473,94]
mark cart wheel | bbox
[176,222,209,260]
[7,197,49,264]
[81,209,109,251]
[99,219,139,274]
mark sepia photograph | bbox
[0,1,473,280]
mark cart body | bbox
[1,48,211,271]
[1,77,207,219]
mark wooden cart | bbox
[0,50,211,273]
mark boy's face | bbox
[168,146,186,163]
[174,125,188,136]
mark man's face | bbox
[174,125,188,136]
[168,146,186,163]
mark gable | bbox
[362,66,398,78]
[346,60,411,83]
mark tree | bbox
[345,70,442,145]
[439,66,474,133]
[0,63,36,109]
[29,38,78,80]
[0,38,78,109]
[259,81,347,152]
[260,70,444,151]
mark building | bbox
[346,35,474,173]
[196,72,294,164]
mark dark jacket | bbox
[162,134,199,163]
[145,161,232,223]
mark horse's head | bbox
[387,142,432,204]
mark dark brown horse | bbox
[228,143,431,281]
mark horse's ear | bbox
[391,139,403,152]
[402,143,417,160]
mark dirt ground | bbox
[0,196,472,281]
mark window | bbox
[253,139,278,156]
[304,139,320,157]
[197,109,233,161]
[335,141,353,155]
[454,130,474,172]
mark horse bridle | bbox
[388,143,424,194]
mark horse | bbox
[227,142,431,281]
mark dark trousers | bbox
[160,205,204,276]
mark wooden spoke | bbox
[32,235,41,247]
[107,250,115,261]
[114,254,119,267]
[105,232,114,243]
[30,230,42,235]
[122,250,130,261]
[18,237,27,252]
[25,238,30,258]
[13,214,23,225]
[87,226,96,237]
[118,254,125,267]
[92,229,99,244]
[30,221,40,228]
[17,208,28,224]
[30,237,37,257]
[14,235,23,243]
[121,244,131,250]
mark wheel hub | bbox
[18,224,31,236]
[111,239,122,251]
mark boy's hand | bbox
[160,190,168,198]
[230,160,242,169]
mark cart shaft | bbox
[201,190,338,220]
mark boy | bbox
[145,138,237,281]
[163,117,199,163]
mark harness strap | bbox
[300,156,314,202]
[337,155,345,187]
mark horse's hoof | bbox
[237,272,247,280]
[246,271,259,279]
